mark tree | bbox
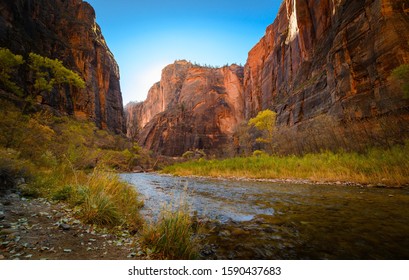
[28,53,85,95]
[248,109,277,153]
[0,48,25,95]
[391,64,409,99]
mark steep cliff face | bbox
[0,0,125,133]
[127,0,409,155]
[126,61,244,156]
[244,0,409,125]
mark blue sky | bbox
[85,0,281,104]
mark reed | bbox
[163,142,409,186]
[141,199,201,259]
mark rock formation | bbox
[0,0,125,133]
[126,61,244,156]
[128,0,409,156]
[244,0,409,125]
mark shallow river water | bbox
[121,173,409,259]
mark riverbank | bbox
[0,186,145,260]
[162,143,409,188]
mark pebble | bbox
[9,194,19,199]
[59,224,71,231]
[63,249,72,253]
[54,213,64,218]
[2,223,11,229]
[218,230,231,237]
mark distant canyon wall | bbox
[126,60,244,156]
[0,0,125,133]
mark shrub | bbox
[0,48,25,95]
[0,148,31,192]
[391,64,409,98]
[28,52,85,94]
[253,150,268,157]
[182,151,195,159]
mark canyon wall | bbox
[244,0,409,125]
[0,0,125,133]
[126,61,244,156]
[128,0,409,156]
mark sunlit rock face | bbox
[244,0,409,125]
[126,61,245,156]
[0,0,125,133]
[128,0,409,156]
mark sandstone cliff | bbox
[244,0,409,125]
[128,0,409,156]
[0,0,125,133]
[126,61,244,156]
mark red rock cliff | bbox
[244,0,409,125]
[126,60,244,156]
[0,0,125,133]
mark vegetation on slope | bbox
[0,99,148,230]
[0,48,200,259]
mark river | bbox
[120,173,409,259]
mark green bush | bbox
[391,64,409,98]
[0,48,25,95]
[28,52,85,94]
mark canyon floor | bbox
[0,187,145,260]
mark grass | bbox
[140,199,201,259]
[80,170,144,230]
[19,165,144,232]
[163,142,409,187]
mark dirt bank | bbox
[0,187,145,260]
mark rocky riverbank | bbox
[0,185,145,260]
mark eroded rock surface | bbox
[244,0,409,124]
[0,0,125,133]
[126,61,244,156]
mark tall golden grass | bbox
[164,141,409,186]
[141,199,201,259]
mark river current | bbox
[121,173,409,259]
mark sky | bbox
[85,0,281,105]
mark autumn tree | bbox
[248,109,277,153]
